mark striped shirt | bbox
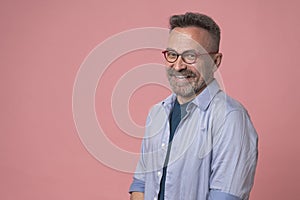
[129,80,258,200]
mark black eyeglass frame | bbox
[162,50,218,64]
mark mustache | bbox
[166,68,196,77]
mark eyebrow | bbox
[166,47,175,51]
[165,48,198,54]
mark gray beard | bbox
[168,76,206,98]
[166,68,212,98]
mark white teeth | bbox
[176,75,187,79]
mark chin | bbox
[172,81,208,98]
[171,85,196,97]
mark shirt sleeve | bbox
[128,139,147,194]
[209,109,258,199]
[208,190,242,200]
[128,114,152,194]
[129,177,145,193]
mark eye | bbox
[167,51,178,59]
[183,52,196,60]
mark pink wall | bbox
[1,0,300,199]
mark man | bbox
[129,12,258,200]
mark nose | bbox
[173,56,187,71]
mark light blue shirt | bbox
[129,80,258,200]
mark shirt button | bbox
[154,198,157,200]
[161,143,166,150]
[157,171,161,176]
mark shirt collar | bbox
[192,79,221,111]
[162,79,221,111]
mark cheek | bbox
[193,61,212,77]
[188,65,202,77]
[165,61,173,69]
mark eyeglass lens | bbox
[164,50,197,64]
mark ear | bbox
[212,53,222,72]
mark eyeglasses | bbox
[162,50,217,64]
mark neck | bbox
[177,95,196,104]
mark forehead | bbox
[167,27,211,53]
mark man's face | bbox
[165,27,218,103]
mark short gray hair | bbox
[169,12,221,52]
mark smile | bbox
[176,75,187,79]
[174,74,195,79]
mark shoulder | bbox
[208,91,255,134]
[208,90,251,126]
[148,93,174,116]
[148,101,166,118]
[145,94,173,129]
[211,91,247,114]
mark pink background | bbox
[1,0,300,199]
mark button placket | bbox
[157,171,161,177]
